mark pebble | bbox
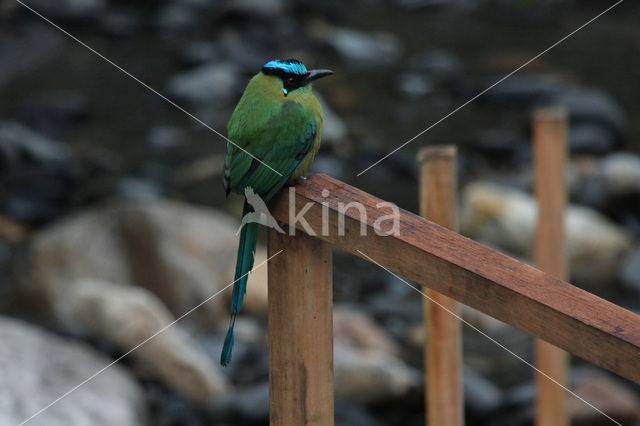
[483,74,566,106]
[333,306,399,356]
[396,72,434,97]
[223,0,287,18]
[147,124,187,151]
[326,27,403,67]
[0,122,77,224]
[0,26,61,88]
[407,49,464,79]
[18,90,89,137]
[116,178,163,201]
[166,62,240,105]
[618,244,640,295]
[22,0,107,20]
[315,93,348,147]
[333,342,419,403]
[552,88,627,140]
[598,151,640,196]
[98,9,140,38]
[464,367,504,416]
[568,123,616,154]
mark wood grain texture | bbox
[533,108,569,426]
[419,146,463,426]
[268,229,334,426]
[269,173,640,384]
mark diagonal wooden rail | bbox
[268,173,640,387]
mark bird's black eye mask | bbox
[261,67,309,96]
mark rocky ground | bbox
[1,0,640,425]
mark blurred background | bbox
[1,0,640,425]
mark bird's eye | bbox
[286,77,295,86]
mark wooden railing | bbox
[265,171,640,425]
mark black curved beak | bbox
[304,69,333,85]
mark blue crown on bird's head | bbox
[262,59,308,76]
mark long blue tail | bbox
[221,199,258,366]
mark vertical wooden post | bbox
[268,228,334,426]
[418,146,463,426]
[533,108,569,426]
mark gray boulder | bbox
[167,63,239,105]
[55,278,229,403]
[16,200,238,322]
[0,316,147,426]
[461,182,631,287]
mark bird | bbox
[220,58,333,366]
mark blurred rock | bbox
[15,200,238,323]
[0,121,71,164]
[0,241,11,305]
[227,316,265,346]
[223,0,286,18]
[25,0,107,20]
[316,93,348,147]
[552,88,626,140]
[0,316,147,426]
[0,121,77,224]
[54,278,229,403]
[173,154,226,187]
[215,28,270,73]
[333,306,399,356]
[144,382,207,426]
[404,322,425,348]
[461,182,631,287]
[18,90,89,137]
[463,367,503,416]
[116,178,162,201]
[570,152,640,215]
[167,62,239,105]
[309,154,349,181]
[0,26,62,88]
[461,304,509,333]
[472,128,528,165]
[598,152,640,197]
[569,369,640,425]
[324,27,402,67]
[175,41,220,67]
[154,2,206,35]
[98,9,140,38]
[506,367,640,425]
[335,402,382,426]
[230,381,270,422]
[396,72,434,97]
[0,214,30,243]
[405,306,508,350]
[618,245,640,295]
[407,49,464,79]
[395,0,480,12]
[333,343,419,403]
[568,124,616,155]
[367,272,423,336]
[147,125,187,151]
[483,74,566,106]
